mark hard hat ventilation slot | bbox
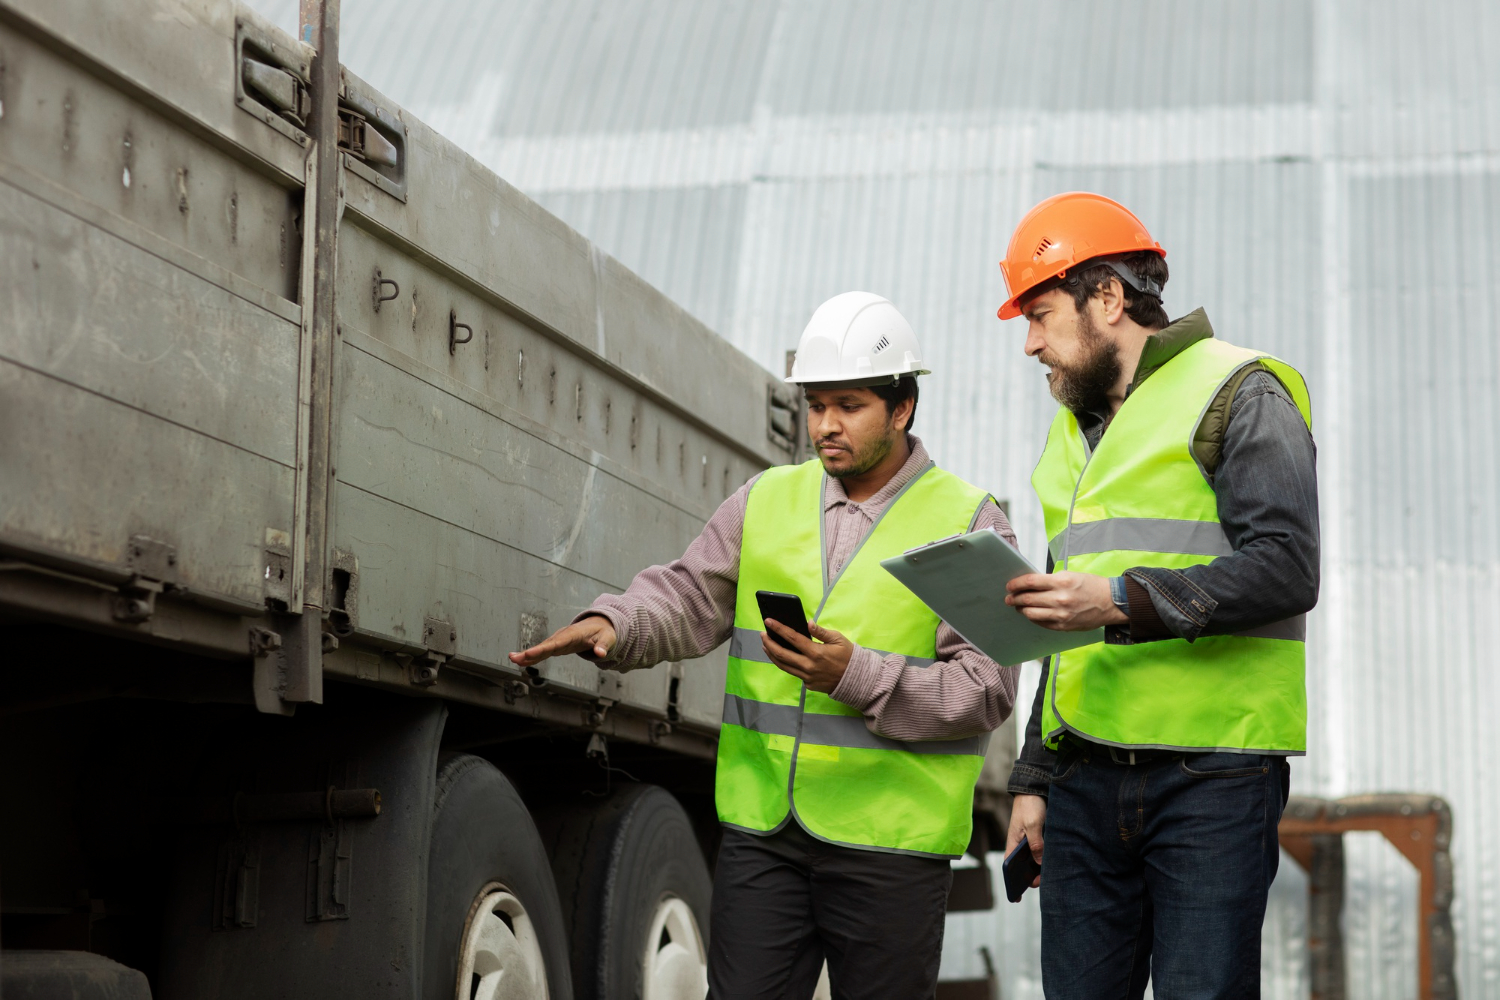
[1033,238,1056,259]
[872,334,891,354]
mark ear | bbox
[1098,276,1127,326]
[891,395,915,432]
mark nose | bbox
[1024,322,1046,359]
[808,405,838,439]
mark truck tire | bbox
[544,785,712,1000]
[425,754,573,1000]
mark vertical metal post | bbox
[301,0,339,612]
[276,0,342,707]
[1306,834,1346,1000]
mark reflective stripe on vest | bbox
[716,458,991,857]
[1031,338,1313,755]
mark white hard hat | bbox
[785,291,931,385]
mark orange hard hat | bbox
[997,192,1165,320]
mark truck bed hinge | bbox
[402,616,456,687]
[113,535,178,623]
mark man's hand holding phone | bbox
[756,590,855,694]
[1004,793,1047,898]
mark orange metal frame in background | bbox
[1280,794,1455,1000]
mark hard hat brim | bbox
[784,369,932,387]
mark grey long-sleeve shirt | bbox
[1009,311,1320,797]
[580,436,1021,741]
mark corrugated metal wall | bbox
[247,1,1500,995]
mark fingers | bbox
[1017,607,1070,630]
[1006,573,1054,596]
[762,624,817,683]
[1005,587,1069,611]
[508,621,605,666]
[577,620,617,661]
[765,618,815,655]
[767,618,811,650]
[762,635,811,676]
[807,621,845,645]
[508,635,573,667]
[1006,798,1046,887]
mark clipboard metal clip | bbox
[903,532,965,557]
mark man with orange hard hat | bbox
[997,192,1320,998]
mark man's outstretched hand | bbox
[509,615,617,667]
[1005,571,1127,631]
[762,619,854,694]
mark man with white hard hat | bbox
[514,291,1020,999]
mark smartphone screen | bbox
[755,590,811,649]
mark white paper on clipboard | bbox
[879,529,1105,665]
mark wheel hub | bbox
[457,883,549,1000]
[641,895,708,1000]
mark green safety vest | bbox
[716,458,992,857]
[1032,338,1313,754]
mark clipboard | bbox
[879,529,1105,665]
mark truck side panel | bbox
[325,87,786,727]
[0,11,302,606]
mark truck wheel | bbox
[426,753,573,1000]
[544,785,711,1000]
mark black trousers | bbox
[707,822,953,1000]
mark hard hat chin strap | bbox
[1093,257,1163,300]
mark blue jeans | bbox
[1039,738,1290,999]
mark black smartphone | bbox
[1002,835,1042,903]
[755,590,811,649]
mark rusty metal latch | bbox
[113,535,178,623]
[337,107,399,168]
[242,56,310,127]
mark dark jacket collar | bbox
[1131,308,1215,389]
[1075,308,1215,438]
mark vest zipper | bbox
[788,462,937,823]
[1044,428,1096,745]
[1059,427,1095,573]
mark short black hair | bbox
[868,375,919,432]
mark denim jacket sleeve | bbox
[1009,369,1320,796]
[1122,369,1320,641]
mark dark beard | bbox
[824,427,896,479]
[1046,313,1122,416]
